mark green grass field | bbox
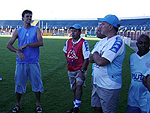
[0,36,134,113]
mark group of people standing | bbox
[6,9,150,113]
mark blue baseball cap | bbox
[70,24,82,30]
[98,14,119,28]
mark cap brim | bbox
[97,18,105,22]
[70,27,74,29]
[70,27,81,30]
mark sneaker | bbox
[73,107,79,113]
[36,105,43,113]
[66,108,74,113]
[0,77,2,81]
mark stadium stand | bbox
[0,18,150,39]
[31,20,39,26]
[37,20,98,30]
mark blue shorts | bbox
[126,105,147,113]
[15,63,44,94]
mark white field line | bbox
[0,35,100,41]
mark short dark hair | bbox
[137,34,150,42]
[78,29,81,32]
[22,10,32,17]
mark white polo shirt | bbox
[93,35,125,89]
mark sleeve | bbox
[129,54,134,69]
[91,41,100,54]
[102,38,124,62]
[143,69,150,77]
[82,40,90,59]
[63,40,68,53]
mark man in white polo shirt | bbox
[90,14,125,113]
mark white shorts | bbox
[68,70,87,90]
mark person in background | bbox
[89,23,106,89]
[90,14,125,113]
[7,10,44,113]
[63,24,90,113]
[127,34,150,113]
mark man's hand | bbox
[89,54,95,63]
[16,51,25,60]
[143,75,150,92]
[92,51,110,66]
[19,44,27,51]
[78,71,85,81]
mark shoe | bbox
[36,105,43,113]
[73,107,79,113]
[0,77,2,81]
[66,108,74,113]
[12,105,22,113]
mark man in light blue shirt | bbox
[127,34,150,113]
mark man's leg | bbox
[16,92,22,106]
[13,63,27,112]
[35,91,43,113]
[66,71,82,113]
[35,91,41,106]
[28,64,43,112]
[91,85,103,113]
[70,81,83,113]
[75,82,83,100]
[68,71,77,106]
[12,92,22,113]
[74,79,83,107]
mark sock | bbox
[74,98,81,108]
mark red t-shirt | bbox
[66,38,86,71]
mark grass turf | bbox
[0,36,134,113]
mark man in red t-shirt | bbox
[63,24,90,113]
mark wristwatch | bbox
[80,69,85,73]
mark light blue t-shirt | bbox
[17,26,39,63]
[147,94,150,113]
[144,69,150,113]
[127,51,150,112]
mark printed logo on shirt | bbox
[110,37,122,53]
[67,49,78,59]
[84,41,90,51]
[26,33,29,36]
[131,72,143,82]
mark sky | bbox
[0,0,150,20]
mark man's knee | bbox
[76,81,83,88]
